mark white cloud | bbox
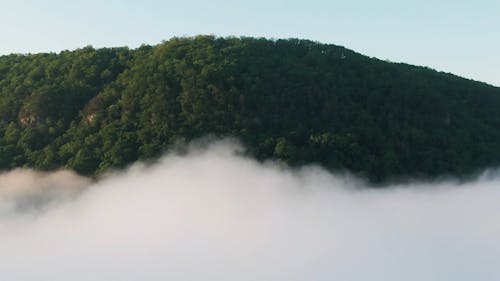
[1,140,499,281]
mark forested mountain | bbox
[1,35,500,182]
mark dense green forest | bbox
[1,35,500,182]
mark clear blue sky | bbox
[1,0,498,86]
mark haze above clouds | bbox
[1,140,500,281]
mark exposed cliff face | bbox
[19,115,39,126]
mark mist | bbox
[1,140,499,281]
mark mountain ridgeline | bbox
[1,35,499,182]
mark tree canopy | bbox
[1,35,500,182]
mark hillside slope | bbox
[1,35,500,181]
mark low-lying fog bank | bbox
[1,140,499,281]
